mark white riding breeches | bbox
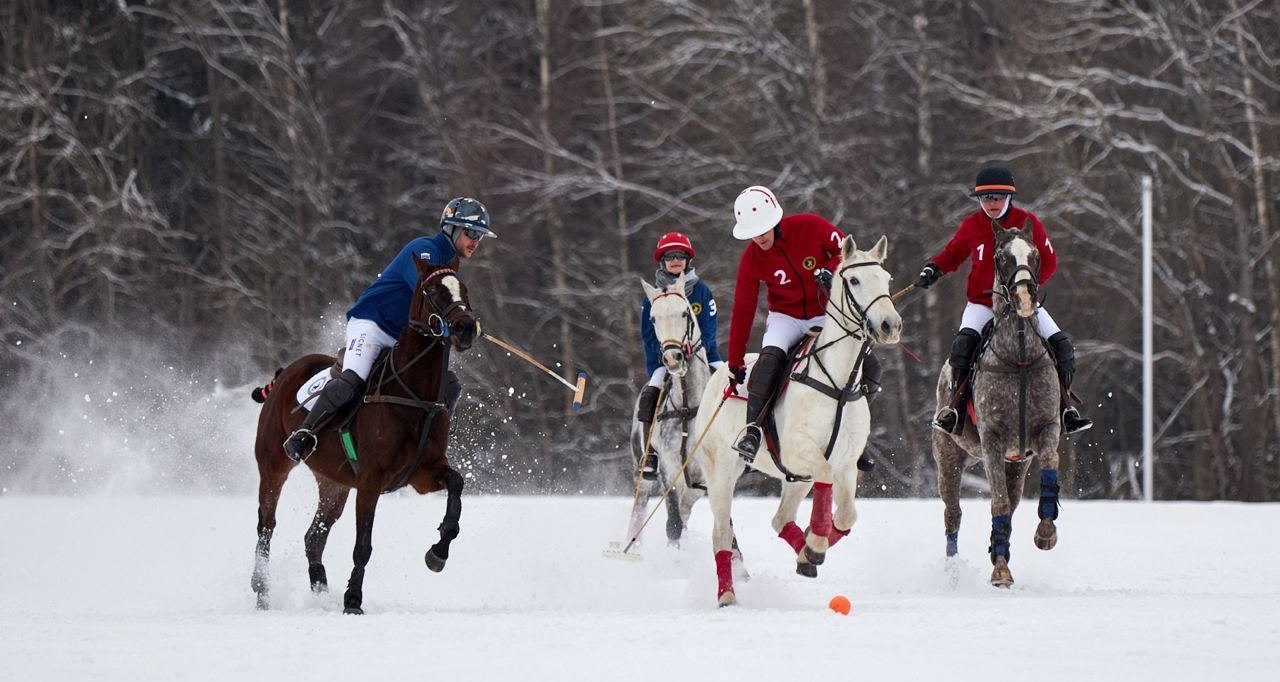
[646,367,668,388]
[343,317,398,380]
[959,302,1061,338]
[762,312,827,352]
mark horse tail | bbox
[250,368,284,403]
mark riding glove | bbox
[814,268,833,293]
[916,263,942,289]
[729,364,747,388]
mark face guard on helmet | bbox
[441,197,497,240]
[732,186,783,240]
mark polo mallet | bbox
[603,390,732,560]
[601,382,668,562]
[891,283,918,304]
[481,333,588,409]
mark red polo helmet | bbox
[653,231,696,262]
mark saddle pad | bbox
[295,368,331,411]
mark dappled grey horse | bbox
[932,223,1062,587]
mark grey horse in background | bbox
[932,222,1063,587]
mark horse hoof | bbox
[1034,519,1058,550]
[255,593,270,611]
[718,592,737,608]
[990,567,1014,588]
[343,606,364,615]
[803,545,826,566]
[424,549,447,573]
[796,562,818,578]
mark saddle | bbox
[954,322,1073,435]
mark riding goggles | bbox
[975,193,1010,203]
[661,251,691,262]
[460,226,488,240]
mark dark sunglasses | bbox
[976,193,1009,202]
[661,251,690,262]
[461,227,488,240]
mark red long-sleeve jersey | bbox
[928,205,1058,307]
[728,213,845,367]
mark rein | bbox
[362,267,469,492]
[785,258,884,469]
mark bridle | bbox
[651,290,700,364]
[824,259,891,341]
[405,268,470,338]
[991,235,1041,319]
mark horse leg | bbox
[986,448,1015,588]
[252,466,288,610]
[771,480,811,555]
[708,457,742,607]
[1035,467,1060,550]
[342,487,379,615]
[829,465,860,549]
[664,479,684,546]
[795,481,834,578]
[304,477,350,594]
[933,431,965,557]
[425,467,464,572]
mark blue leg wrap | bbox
[1038,469,1060,521]
[989,514,1011,564]
[945,531,959,557]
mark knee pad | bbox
[747,346,788,398]
[328,369,366,407]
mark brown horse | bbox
[250,258,478,614]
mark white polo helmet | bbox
[732,185,784,239]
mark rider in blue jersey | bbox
[635,231,726,479]
[284,197,496,461]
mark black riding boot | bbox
[933,329,982,434]
[1048,332,1092,434]
[283,369,365,462]
[734,346,787,464]
[636,384,661,480]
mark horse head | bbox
[831,235,902,345]
[408,260,478,351]
[993,221,1041,319]
[642,273,699,378]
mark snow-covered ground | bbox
[2,487,1276,682]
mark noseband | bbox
[994,246,1041,316]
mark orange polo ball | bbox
[828,594,851,615]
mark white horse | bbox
[693,235,902,606]
[625,273,710,546]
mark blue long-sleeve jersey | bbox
[640,279,722,376]
[347,233,457,338]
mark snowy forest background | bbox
[2,0,1277,501]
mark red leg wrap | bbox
[715,550,735,598]
[778,522,805,553]
[828,524,850,547]
[810,482,833,538]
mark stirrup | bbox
[283,428,317,462]
[1062,408,1092,435]
[639,452,658,481]
[733,424,762,464]
[932,407,959,434]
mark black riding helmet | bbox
[440,197,497,239]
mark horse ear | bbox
[641,279,660,302]
[413,255,431,280]
[840,234,858,261]
[868,234,888,262]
